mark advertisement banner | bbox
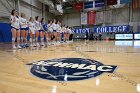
[96,11,104,24]
[115,34,133,40]
[94,25,130,33]
[81,12,87,25]
[74,2,84,11]
[73,28,90,33]
[88,11,96,25]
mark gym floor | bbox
[0,40,140,93]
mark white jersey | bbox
[10,15,20,29]
[66,28,70,33]
[52,23,57,30]
[35,21,41,31]
[61,27,66,33]
[20,17,28,28]
[67,28,72,34]
[48,24,53,32]
[56,24,61,32]
[29,22,35,31]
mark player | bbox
[69,27,74,41]
[65,26,70,42]
[41,18,48,46]
[10,9,21,49]
[56,21,61,43]
[20,13,28,48]
[28,17,36,47]
[35,16,41,47]
[47,20,53,45]
[52,19,57,44]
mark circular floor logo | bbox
[27,58,117,81]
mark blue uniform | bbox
[41,22,48,32]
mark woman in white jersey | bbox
[52,19,57,43]
[67,26,72,41]
[28,17,35,47]
[41,18,47,46]
[61,25,66,42]
[10,9,21,49]
[65,26,69,42]
[56,21,61,43]
[47,20,53,45]
[64,25,68,42]
[35,16,41,47]
[20,13,28,48]
[69,27,73,41]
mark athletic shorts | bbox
[20,28,28,30]
[11,26,19,30]
[53,30,57,32]
[26,27,29,30]
[39,30,43,32]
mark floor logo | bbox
[27,58,117,81]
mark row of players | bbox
[10,9,73,49]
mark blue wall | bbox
[0,23,12,42]
[0,23,46,43]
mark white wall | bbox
[0,0,54,23]
[20,3,32,20]
[0,0,15,22]
[61,7,140,32]
[20,0,42,20]
[62,12,81,27]
[112,7,129,24]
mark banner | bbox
[107,0,117,5]
[73,28,90,33]
[115,34,133,40]
[94,25,130,33]
[95,0,105,7]
[88,11,96,25]
[134,34,140,39]
[132,0,140,9]
[104,10,112,23]
[81,12,87,25]
[120,0,132,4]
[96,11,104,24]
[84,1,104,9]
[74,2,84,11]
[84,1,94,9]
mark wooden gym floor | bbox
[0,40,140,93]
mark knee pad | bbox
[33,39,35,42]
[30,38,32,42]
[12,37,15,42]
[21,37,24,41]
[17,37,20,41]
[41,38,44,41]
[24,38,27,40]
[46,38,49,40]
[35,37,38,40]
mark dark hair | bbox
[11,9,16,15]
[56,20,60,24]
[41,18,44,23]
[48,20,52,24]
[35,16,39,21]
[21,13,24,17]
[53,19,56,23]
[29,17,33,21]
[48,20,50,24]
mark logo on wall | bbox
[27,58,117,81]
[94,25,129,33]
